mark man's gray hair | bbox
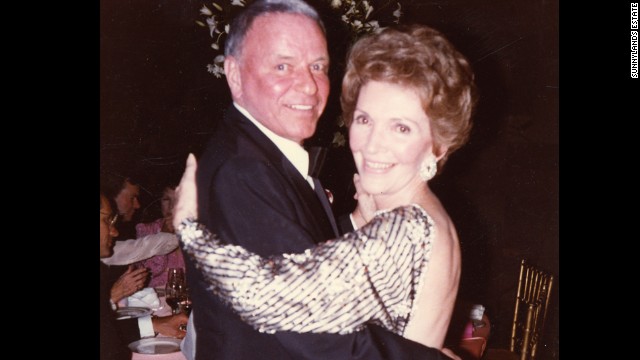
[224,0,326,58]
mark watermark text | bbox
[633,4,638,78]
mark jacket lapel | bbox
[228,106,337,242]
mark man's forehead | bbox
[122,181,140,194]
[243,15,327,60]
[251,12,323,36]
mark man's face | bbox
[100,195,119,258]
[226,13,330,144]
[114,180,140,222]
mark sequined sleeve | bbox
[178,204,434,336]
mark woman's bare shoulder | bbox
[417,198,460,256]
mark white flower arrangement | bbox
[196,1,247,77]
[196,0,402,78]
[333,0,401,37]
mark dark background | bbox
[100,0,558,358]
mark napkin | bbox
[127,287,160,310]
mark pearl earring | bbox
[419,154,437,181]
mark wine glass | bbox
[177,287,192,316]
[165,268,185,315]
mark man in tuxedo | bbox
[188,0,452,359]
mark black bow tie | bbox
[307,146,328,178]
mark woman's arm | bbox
[173,154,438,338]
[178,204,433,336]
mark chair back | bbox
[509,259,554,360]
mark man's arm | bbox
[274,325,454,360]
[101,232,178,265]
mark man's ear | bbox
[224,56,242,100]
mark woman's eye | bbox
[276,64,287,71]
[354,115,369,124]
[396,124,411,133]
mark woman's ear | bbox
[433,145,449,162]
[224,56,242,100]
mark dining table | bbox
[130,290,187,360]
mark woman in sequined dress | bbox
[175,25,476,352]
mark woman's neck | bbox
[374,181,431,211]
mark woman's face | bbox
[161,187,176,219]
[349,81,435,201]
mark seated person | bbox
[101,173,179,267]
[134,184,186,288]
[101,173,179,304]
[100,191,187,360]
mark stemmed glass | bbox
[177,287,192,316]
[165,268,186,315]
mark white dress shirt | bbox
[234,103,315,189]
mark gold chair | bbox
[484,259,554,360]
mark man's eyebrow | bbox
[272,54,329,62]
[313,55,329,62]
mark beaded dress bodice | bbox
[178,204,434,337]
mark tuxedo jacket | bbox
[189,105,450,360]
